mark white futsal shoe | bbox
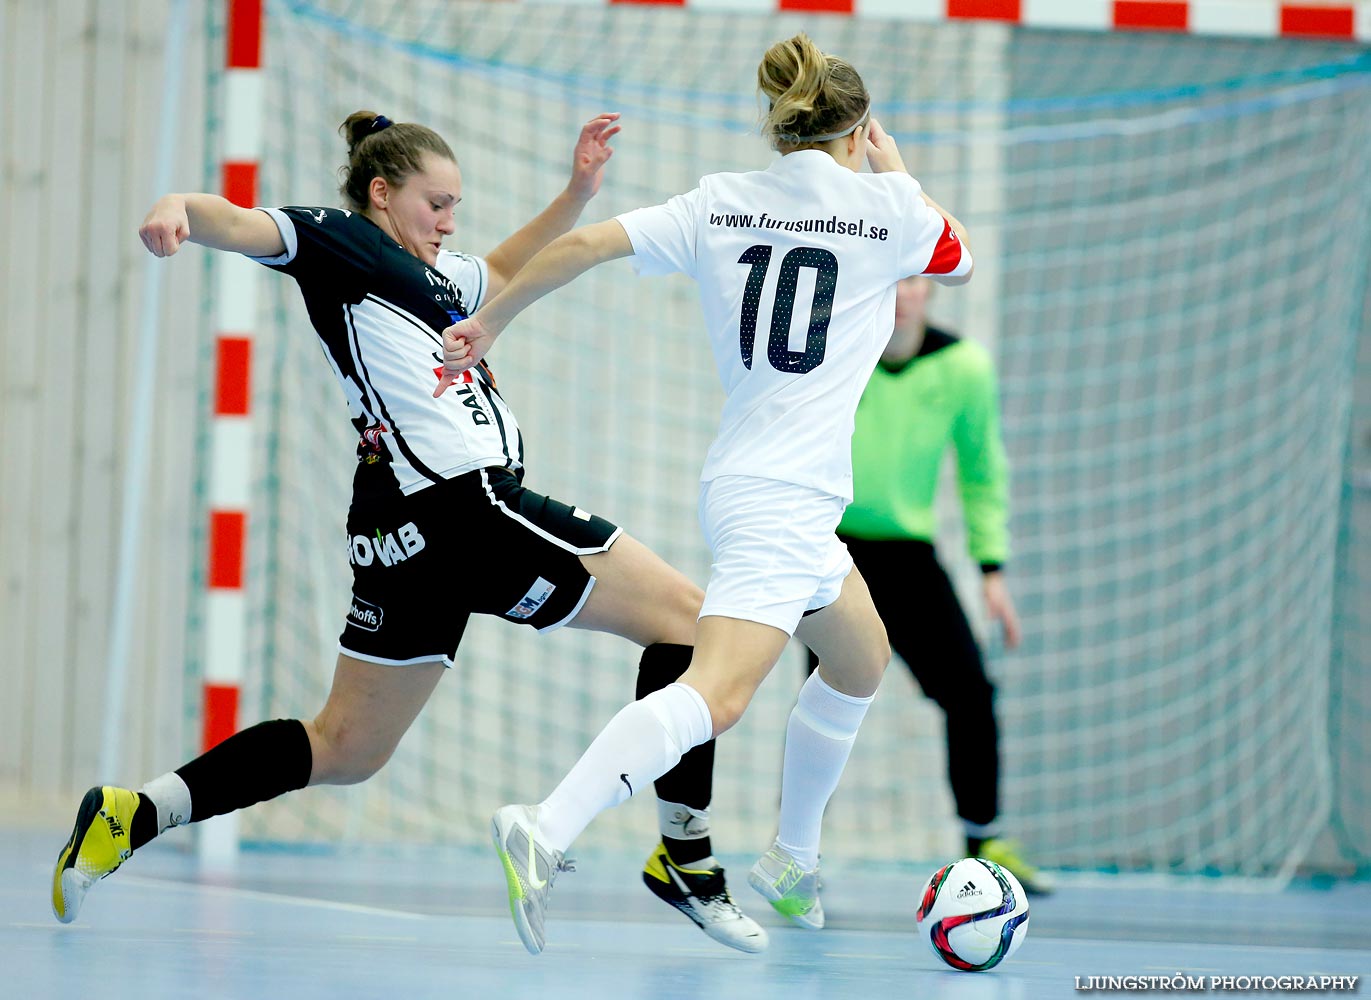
[748,844,824,930]
[491,803,575,955]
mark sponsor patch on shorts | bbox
[347,596,385,632]
[507,576,556,620]
[572,507,592,521]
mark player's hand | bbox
[982,571,1022,650]
[139,195,191,257]
[566,113,622,202]
[433,315,497,397]
[865,118,908,175]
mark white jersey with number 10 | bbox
[617,150,970,501]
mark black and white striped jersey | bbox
[249,206,524,499]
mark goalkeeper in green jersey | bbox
[804,275,1052,894]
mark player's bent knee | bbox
[679,580,706,618]
[854,630,891,680]
[656,578,705,637]
[308,726,396,785]
[318,748,393,785]
[822,639,890,698]
[645,589,704,648]
[707,697,748,737]
[698,685,752,736]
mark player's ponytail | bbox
[338,110,457,212]
[758,34,870,152]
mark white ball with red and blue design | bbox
[916,857,1030,971]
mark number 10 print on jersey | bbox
[614,147,971,501]
[738,244,838,375]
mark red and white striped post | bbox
[200,0,264,865]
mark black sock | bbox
[967,836,984,856]
[130,794,158,851]
[663,835,713,866]
[174,719,313,823]
[637,643,714,864]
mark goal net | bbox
[195,0,1371,879]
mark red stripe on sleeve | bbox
[226,0,263,69]
[222,161,258,209]
[208,511,247,590]
[202,683,240,751]
[1280,5,1354,38]
[924,219,964,275]
[215,336,252,416]
[1113,1,1189,31]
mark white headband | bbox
[776,104,871,145]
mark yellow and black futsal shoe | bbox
[52,786,140,923]
[644,842,769,953]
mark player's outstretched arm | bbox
[482,113,622,297]
[434,219,631,397]
[140,193,285,258]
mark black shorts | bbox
[339,467,621,665]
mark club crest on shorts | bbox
[506,577,556,620]
[347,597,384,632]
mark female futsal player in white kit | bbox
[435,32,973,955]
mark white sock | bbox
[140,771,192,833]
[537,683,713,853]
[776,671,874,870]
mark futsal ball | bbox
[916,857,1030,972]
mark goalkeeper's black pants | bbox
[804,536,999,827]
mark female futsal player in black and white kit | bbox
[51,110,765,953]
[436,34,973,955]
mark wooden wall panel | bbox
[0,0,22,785]
[27,2,88,790]
[2,2,50,790]
[69,0,133,785]
[0,0,210,798]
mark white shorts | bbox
[697,475,853,636]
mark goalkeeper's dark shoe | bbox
[643,842,768,953]
[978,837,1055,896]
[52,786,141,923]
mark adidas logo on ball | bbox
[956,880,982,900]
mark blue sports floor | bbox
[7,828,1368,1000]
